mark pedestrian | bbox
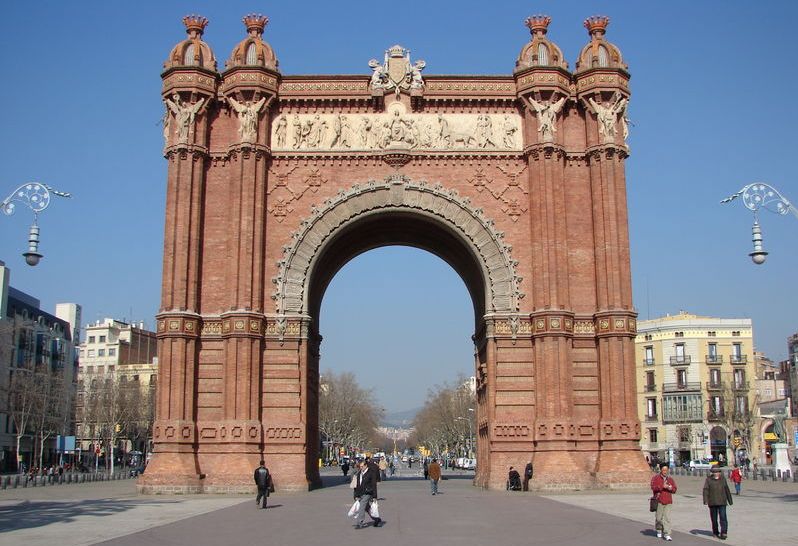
[389,459,395,477]
[353,460,383,528]
[253,459,273,509]
[523,460,533,491]
[341,460,350,477]
[651,462,677,541]
[703,466,733,540]
[507,466,521,491]
[730,465,742,495]
[428,457,442,495]
[423,458,429,480]
[379,457,388,480]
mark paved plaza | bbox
[0,467,795,546]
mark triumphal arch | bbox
[140,13,650,493]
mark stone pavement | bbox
[0,470,795,546]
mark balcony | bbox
[645,384,657,392]
[706,381,724,391]
[730,355,748,365]
[707,410,725,422]
[732,381,750,391]
[706,355,723,365]
[643,358,656,366]
[663,381,701,392]
[662,412,704,424]
[644,415,659,422]
[670,355,691,366]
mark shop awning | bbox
[764,432,779,441]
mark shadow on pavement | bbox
[0,498,182,533]
[689,529,715,537]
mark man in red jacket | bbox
[651,462,677,541]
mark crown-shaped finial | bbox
[387,44,407,57]
[243,13,269,35]
[182,14,209,36]
[524,15,551,35]
[584,15,610,36]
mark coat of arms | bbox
[369,45,425,97]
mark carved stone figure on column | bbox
[165,93,205,145]
[527,95,566,143]
[227,95,267,144]
[585,92,625,144]
[161,107,171,147]
[389,110,407,144]
[361,117,374,148]
[436,114,451,148]
[274,115,287,147]
[502,115,517,148]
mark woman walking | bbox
[703,466,733,540]
[730,465,743,495]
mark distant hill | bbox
[381,407,421,427]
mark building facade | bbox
[635,312,757,466]
[0,261,81,471]
[143,13,649,493]
[75,319,157,462]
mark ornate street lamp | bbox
[1,183,71,266]
[721,183,796,264]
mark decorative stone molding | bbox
[466,164,529,222]
[534,419,599,441]
[599,419,640,441]
[156,312,201,338]
[196,421,262,444]
[493,423,531,439]
[272,174,524,314]
[594,312,637,337]
[153,419,196,444]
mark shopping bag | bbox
[349,475,357,489]
[649,496,658,512]
[368,499,380,518]
[347,500,360,518]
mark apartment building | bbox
[635,311,757,466]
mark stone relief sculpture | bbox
[227,95,267,143]
[368,58,388,90]
[368,45,425,97]
[585,92,626,144]
[527,95,566,143]
[165,93,205,144]
[274,115,287,147]
[409,60,426,89]
[275,111,522,152]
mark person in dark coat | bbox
[703,466,733,540]
[253,459,273,508]
[523,461,533,491]
[423,459,429,480]
[353,460,382,528]
[507,466,521,491]
[341,460,350,477]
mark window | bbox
[733,369,745,388]
[764,388,772,397]
[88,336,95,344]
[646,371,655,387]
[764,372,774,380]
[649,429,658,443]
[87,349,95,358]
[646,398,657,418]
[597,45,609,67]
[644,334,653,341]
[645,346,654,365]
[108,348,116,357]
[108,366,115,373]
[677,369,688,387]
[711,396,723,415]
[184,43,196,65]
[99,335,106,343]
[662,394,703,422]
[245,43,258,65]
[675,332,684,338]
[732,343,743,363]
[708,331,716,337]
[778,388,786,397]
[537,43,549,65]
[150,374,157,384]
[98,349,105,357]
[708,343,717,358]
[735,396,748,415]
[732,331,741,337]
[710,368,720,386]
[678,426,690,443]
[133,374,140,382]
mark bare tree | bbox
[30,365,69,470]
[413,375,475,458]
[319,371,383,458]
[6,366,38,470]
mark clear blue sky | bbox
[1,1,796,413]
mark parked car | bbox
[463,458,476,470]
[684,459,714,470]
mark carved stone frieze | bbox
[196,421,262,444]
[157,313,201,338]
[153,420,196,444]
[267,166,328,222]
[599,419,640,441]
[493,424,531,439]
[273,174,524,314]
[272,103,522,153]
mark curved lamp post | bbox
[1,183,71,266]
[721,183,796,264]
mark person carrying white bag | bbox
[349,460,383,528]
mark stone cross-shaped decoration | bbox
[165,93,205,145]
[227,95,268,144]
[527,95,566,143]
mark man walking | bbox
[703,466,733,540]
[428,457,442,495]
[354,460,382,528]
[730,465,743,495]
[523,461,534,491]
[254,459,273,509]
[651,462,677,541]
